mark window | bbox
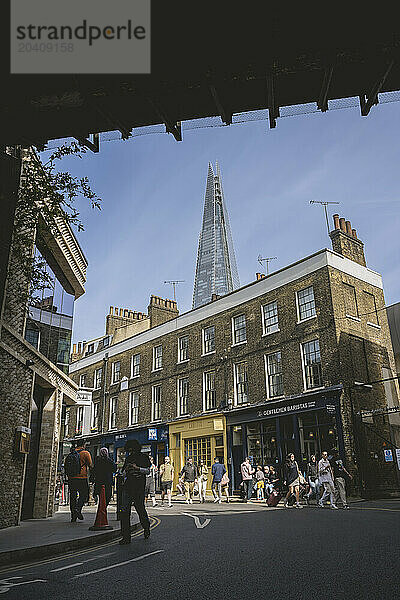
[152,385,161,421]
[86,343,94,355]
[112,361,121,383]
[262,301,279,335]
[203,326,215,355]
[343,283,359,318]
[184,436,212,467]
[235,362,248,405]
[153,345,163,370]
[232,314,247,344]
[302,340,323,389]
[363,291,379,326]
[178,378,189,416]
[94,367,102,389]
[79,373,87,388]
[109,397,117,429]
[91,403,99,430]
[25,328,40,350]
[129,392,139,425]
[203,371,216,411]
[178,336,189,362]
[265,352,283,398]
[103,337,109,348]
[76,406,84,434]
[297,286,316,321]
[131,353,140,377]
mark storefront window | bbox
[185,436,212,467]
[298,410,337,462]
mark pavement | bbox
[0,498,399,599]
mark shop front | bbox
[168,414,227,491]
[226,386,344,490]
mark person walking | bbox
[220,470,230,502]
[305,455,320,504]
[145,455,158,507]
[159,456,174,507]
[197,459,209,503]
[330,449,352,509]
[119,439,151,544]
[318,451,338,509]
[266,465,279,496]
[255,465,265,500]
[92,447,116,506]
[65,440,93,522]
[211,457,226,504]
[180,458,198,504]
[240,457,255,502]
[283,453,303,509]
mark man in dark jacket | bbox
[119,439,151,544]
[211,457,226,504]
[92,447,116,506]
[180,458,198,504]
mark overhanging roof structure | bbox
[2,9,400,148]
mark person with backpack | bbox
[92,447,116,506]
[65,440,93,522]
[211,457,226,504]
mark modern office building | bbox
[192,162,240,309]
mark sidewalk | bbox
[0,505,139,568]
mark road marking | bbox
[50,553,115,572]
[74,550,164,578]
[350,507,400,513]
[182,513,211,529]
[0,576,46,594]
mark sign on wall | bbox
[148,428,157,441]
[384,449,393,462]
[396,449,400,470]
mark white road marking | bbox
[50,552,116,572]
[74,550,164,578]
[0,577,46,594]
[182,513,211,529]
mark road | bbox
[1,499,399,599]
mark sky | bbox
[48,102,400,345]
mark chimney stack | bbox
[329,214,366,266]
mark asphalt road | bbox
[1,499,399,600]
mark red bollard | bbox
[89,485,113,531]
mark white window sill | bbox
[303,386,325,393]
[232,341,247,347]
[130,374,140,379]
[267,394,284,401]
[110,380,120,386]
[177,359,190,365]
[367,322,381,330]
[262,328,280,337]
[151,368,163,373]
[234,402,250,408]
[202,351,216,357]
[93,387,101,391]
[297,315,317,325]
[108,427,117,432]
[346,314,361,322]
[150,419,162,424]
[203,407,218,413]
[128,423,139,428]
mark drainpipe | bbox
[101,353,109,433]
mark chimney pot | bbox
[110,306,113,315]
[352,229,357,239]
[333,214,340,230]
[345,220,352,235]
[339,217,346,232]
[73,343,76,354]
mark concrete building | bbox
[67,214,400,497]
[0,149,87,528]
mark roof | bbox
[4,10,400,146]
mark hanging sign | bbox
[384,449,393,462]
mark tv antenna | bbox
[164,280,185,302]
[257,255,277,276]
[310,200,340,234]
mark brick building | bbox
[0,149,87,528]
[67,215,400,497]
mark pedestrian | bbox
[330,448,352,509]
[283,453,303,509]
[240,457,255,502]
[119,439,151,544]
[305,454,320,504]
[159,456,174,507]
[145,455,158,507]
[267,465,279,494]
[220,470,230,502]
[180,457,198,504]
[211,457,226,504]
[318,451,338,509]
[255,465,265,500]
[93,447,116,506]
[65,440,93,522]
[197,459,209,503]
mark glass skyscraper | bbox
[192,162,240,309]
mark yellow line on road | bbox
[0,516,161,575]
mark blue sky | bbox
[52,102,400,344]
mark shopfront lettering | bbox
[257,400,317,418]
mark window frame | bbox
[301,339,323,391]
[131,353,141,378]
[178,335,189,363]
[109,396,118,430]
[153,345,163,371]
[264,351,284,399]
[343,282,359,320]
[79,373,87,388]
[129,391,140,426]
[261,301,279,336]
[76,405,84,434]
[91,402,99,430]
[232,314,247,346]
[202,326,216,356]
[177,377,189,416]
[152,385,162,421]
[234,361,248,406]
[111,361,121,384]
[296,286,317,323]
[203,371,216,411]
[363,290,380,328]
[94,367,102,390]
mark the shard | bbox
[192,162,240,309]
